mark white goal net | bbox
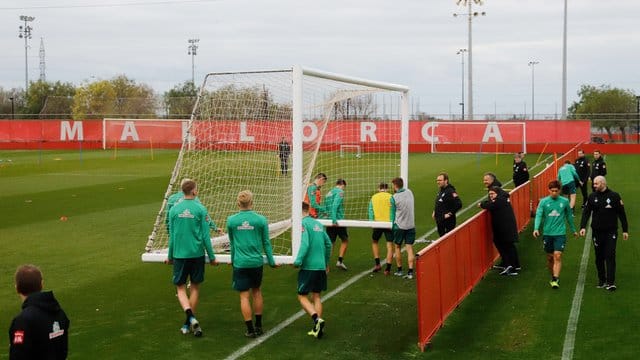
[142,67,409,263]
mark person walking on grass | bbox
[368,182,394,274]
[295,202,332,339]
[574,149,591,208]
[590,150,607,191]
[9,264,70,360]
[390,177,416,280]
[227,190,277,338]
[533,180,577,289]
[579,176,629,291]
[558,160,582,212]
[165,179,218,337]
[325,179,349,270]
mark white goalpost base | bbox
[143,66,409,263]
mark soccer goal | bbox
[142,66,409,264]
[339,144,361,158]
[429,121,526,154]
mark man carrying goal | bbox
[305,173,327,219]
[368,182,394,274]
[294,202,332,339]
[165,179,217,337]
[227,190,277,338]
[325,179,349,270]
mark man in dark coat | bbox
[574,149,590,208]
[479,186,521,275]
[432,172,463,237]
[512,152,530,187]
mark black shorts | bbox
[297,269,327,295]
[232,266,263,292]
[372,228,393,242]
[326,226,348,243]
[172,257,205,285]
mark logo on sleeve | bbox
[13,330,24,344]
[49,321,65,339]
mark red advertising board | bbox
[0,119,592,150]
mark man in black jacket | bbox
[277,137,291,175]
[574,149,590,207]
[589,149,607,191]
[9,264,70,359]
[432,172,462,237]
[512,152,530,187]
[479,186,521,275]
[579,176,629,291]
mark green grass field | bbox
[1,149,637,359]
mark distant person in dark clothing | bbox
[512,152,530,187]
[9,264,70,360]
[590,150,606,191]
[574,149,591,208]
[432,172,462,237]
[479,186,521,275]
[579,176,629,291]
[278,137,291,175]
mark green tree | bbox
[163,81,197,119]
[72,76,157,119]
[568,85,637,142]
[110,75,157,118]
[72,80,117,120]
[20,80,76,118]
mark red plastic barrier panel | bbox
[416,211,496,351]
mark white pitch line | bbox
[226,155,555,359]
[561,225,592,360]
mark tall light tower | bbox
[561,0,568,119]
[456,48,467,120]
[454,0,485,121]
[18,15,35,92]
[187,38,199,85]
[528,61,539,120]
[39,37,46,82]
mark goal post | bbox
[142,66,409,264]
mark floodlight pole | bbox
[457,49,467,120]
[187,38,199,85]
[9,97,15,119]
[18,15,35,92]
[454,1,485,121]
[636,95,640,144]
[528,61,539,120]
[561,0,568,119]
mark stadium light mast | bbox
[561,0,568,119]
[187,38,199,85]
[454,0,485,121]
[18,15,35,92]
[528,61,539,120]
[456,48,467,120]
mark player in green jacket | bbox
[533,180,577,289]
[557,160,582,212]
[325,179,349,270]
[294,202,332,339]
[166,179,217,337]
[226,190,277,338]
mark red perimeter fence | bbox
[415,144,582,351]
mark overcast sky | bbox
[1,0,638,118]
